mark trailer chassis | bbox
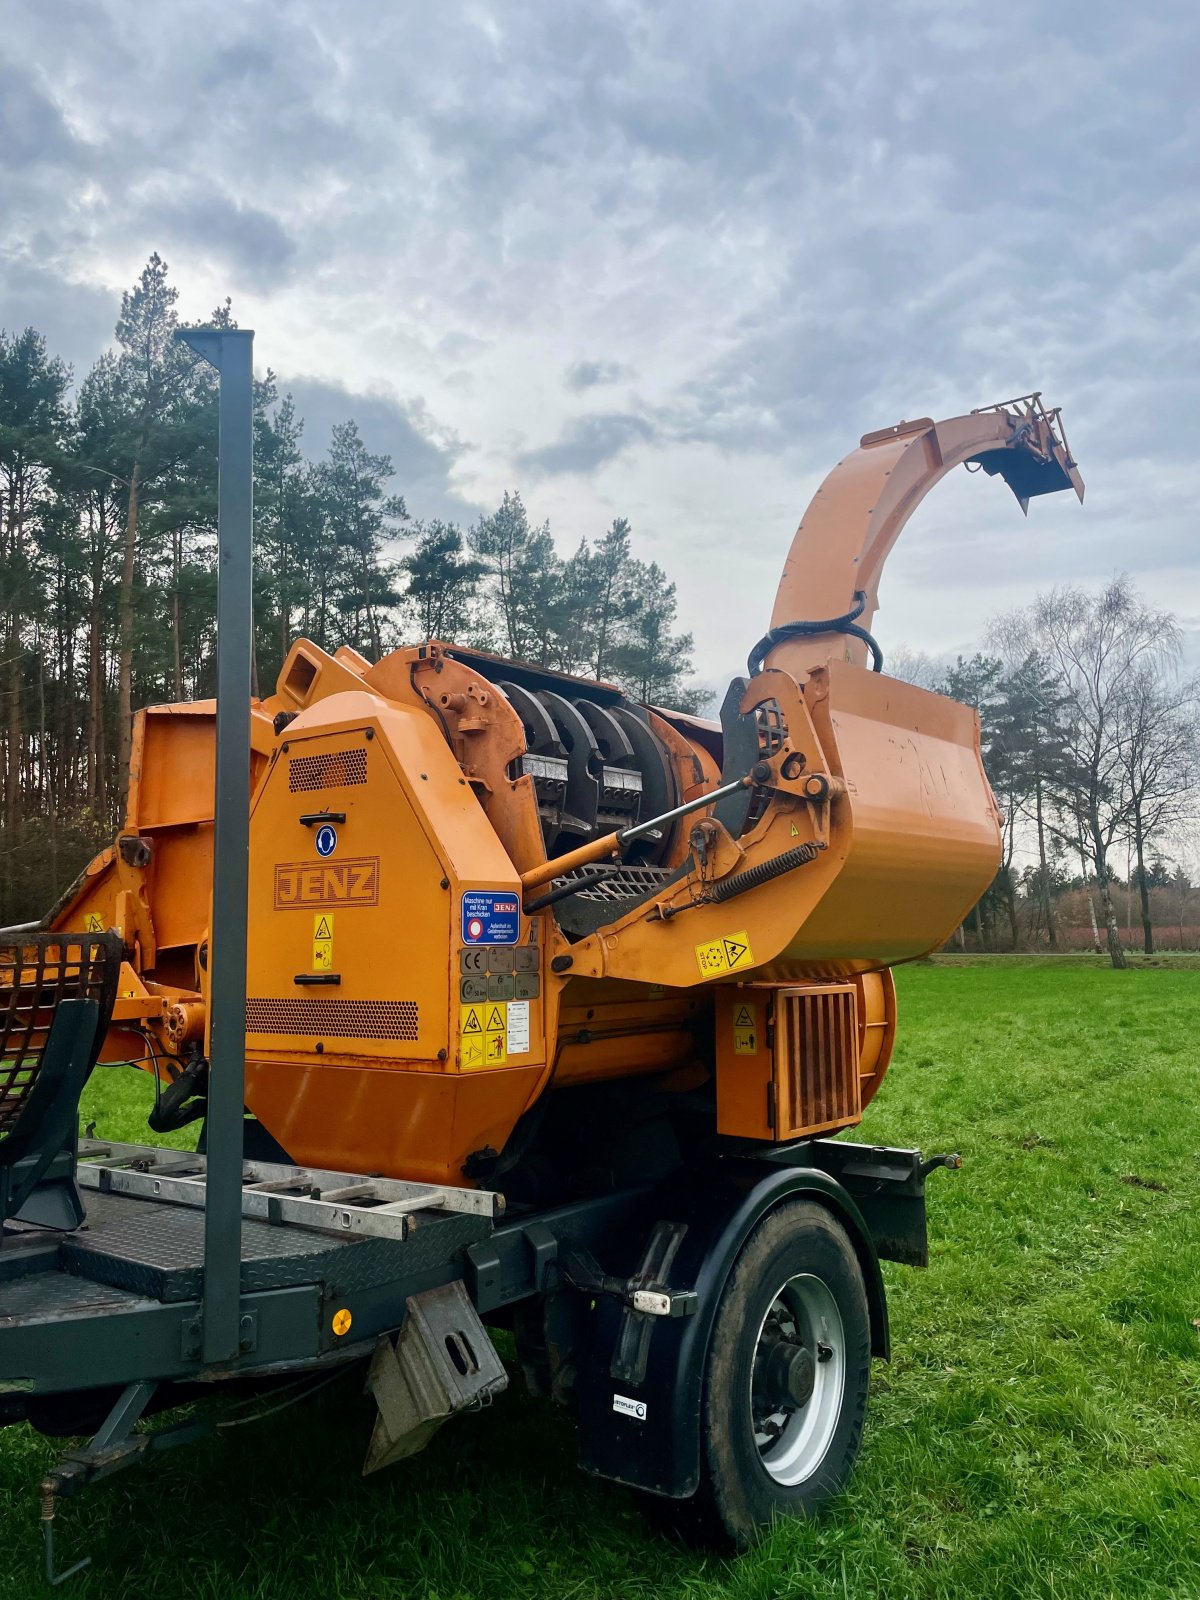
[1,1129,955,1581]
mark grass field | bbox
[2,956,1198,1599]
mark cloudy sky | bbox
[2,0,1196,685]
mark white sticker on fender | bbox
[613,1393,647,1421]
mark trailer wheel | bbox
[697,1199,871,1546]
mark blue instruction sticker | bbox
[461,892,521,946]
[315,824,338,858]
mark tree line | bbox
[895,579,1199,967]
[0,256,697,922]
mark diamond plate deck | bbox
[0,1268,155,1324]
[52,1190,490,1302]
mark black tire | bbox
[655,1200,871,1549]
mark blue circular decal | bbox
[314,824,338,858]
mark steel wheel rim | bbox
[749,1272,844,1487]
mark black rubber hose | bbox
[747,590,884,676]
[522,864,620,914]
[706,840,824,903]
[147,1058,208,1133]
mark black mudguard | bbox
[575,1158,888,1498]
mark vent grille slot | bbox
[782,985,860,1135]
[288,748,367,793]
[246,997,418,1040]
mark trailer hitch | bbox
[37,1380,210,1587]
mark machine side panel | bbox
[244,716,449,1065]
[240,692,550,1183]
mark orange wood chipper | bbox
[3,386,1081,1559]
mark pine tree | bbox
[401,521,486,642]
[103,255,216,795]
[587,518,637,681]
[610,560,695,708]
[0,326,72,911]
[468,492,562,663]
[253,378,307,684]
[315,421,406,660]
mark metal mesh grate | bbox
[289,748,367,793]
[572,864,674,902]
[782,985,860,1135]
[742,697,788,832]
[0,933,121,1135]
[755,698,788,757]
[246,996,419,1040]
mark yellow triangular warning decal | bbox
[790,823,799,838]
[724,939,748,965]
[314,916,332,939]
[463,1010,482,1034]
[486,1006,505,1031]
[734,1005,754,1027]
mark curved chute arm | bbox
[766,395,1084,674]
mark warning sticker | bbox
[694,930,755,978]
[461,1000,520,1067]
[312,913,334,971]
[733,1001,758,1055]
[485,1001,507,1066]
[507,999,530,1056]
[84,912,104,933]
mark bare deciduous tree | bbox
[1116,669,1199,953]
[994,577,1180,969]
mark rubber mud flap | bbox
[573,1158,885,1500]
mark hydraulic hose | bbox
[747,590,884,677]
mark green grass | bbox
[3,956,1199,1599]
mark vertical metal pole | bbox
[176,327,254,1363]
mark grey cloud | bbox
[139,188,298,286]
[518,413,657,476]
[0,64,81,168]
[564,359,629,392]
[0,258,116,382]
[279,376,480,527]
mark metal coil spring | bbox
[706,840,824,903]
